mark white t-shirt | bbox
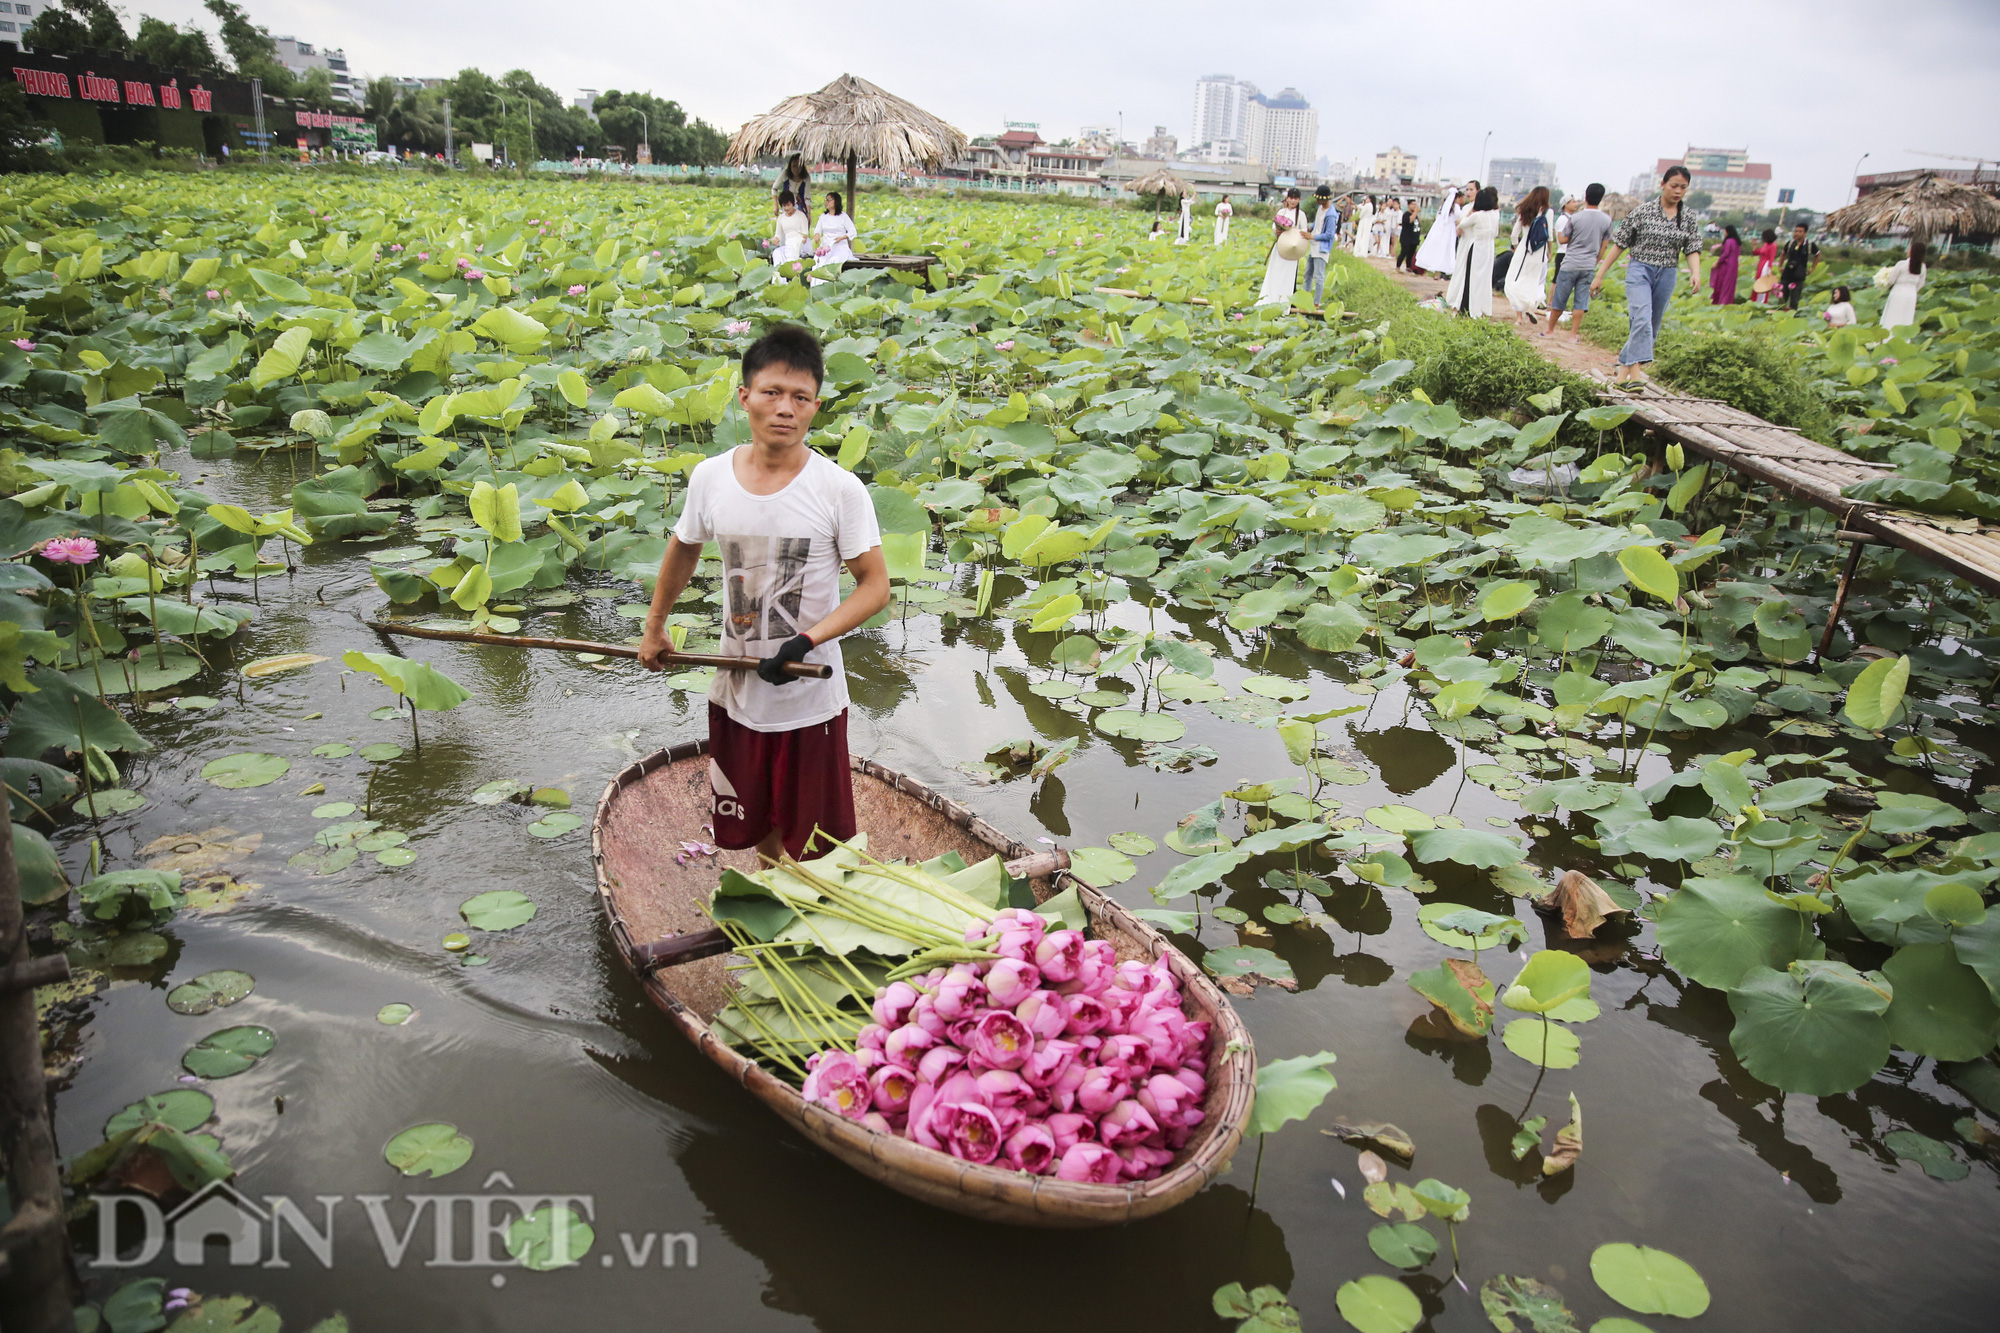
[814,212,857,262]
[672,449,882,733]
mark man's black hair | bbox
[742,324,824,390]
[1585,182,1606,205]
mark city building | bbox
[574,89,598,118]
[0,2,52,50]
[1628,170,1656,200]
[1183,138,1243,165]
[1143,125,1177,159]
[1372,145,1419,180]
[1191,74,1256,161]
[272,36,355,103]
[1489,156,1556,198]
[1654,146,1772,213]
[954,127,1109,194]
[1244,87,1316,174]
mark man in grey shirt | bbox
[1545,182,1613,341]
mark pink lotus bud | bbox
[467,269,484,281]
[1047,1112,1096,1153]
[1048,1059,1089,1112]
[391,243,403,251]
[1034,930,1085,984]
[936,1099,1005,1164]
[1006,1121,1057,1173]
[912,993,947,1037]
[1015,990,1066,1041]
[874,981,920,1029]
[1022,1037,1078,1090]
[1137,1073,1189,1124]
[977,1069,1032,1106]
[995,339,1015,351]
[984,958,1041,1007]
[567,284,587,296]
[1077,1066,1129,1116]
[1097,1099,1160,1148]
[871,1064,917,1114]
[1116,1143,1177,1180]
[1062,993,1112,1036]
[970,1010,1033,1071]
[862,1110,894,1134]
[1056,1141,1122,1183]
[854,1047,883,1073]
[855,1022,888,1052]
[917,1045,965,1085]
[885,1022,936,1065]
[934,966,983,1020]
[1173,1066,1207,1101]
[1247,343,1265,353]
[417,252,429,261]
[205,289,221,300]
[1098,1034,1152,1082]
[802,1051,870,1120]
[11,339,34,351]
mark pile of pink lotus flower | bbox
[800,908,1210,1183]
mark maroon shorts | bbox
[707,703,856,860]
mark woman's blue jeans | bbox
[1620,260,1677,365]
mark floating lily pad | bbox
[1069,846,1137,888]
[528,811,584,838]
[311,801,357,818]
[376,846,417,866]
[1241,675,1311,701]
[167,969,255,1015]
[181,1024,276,1078]
[442,932,471,952]
[1589,1243,1711,1318]
[355,830,409,852]
[507,1203,595,1270]
[1096,710,1186,743]
[288,846,358,876]
[1335,1274,1422,1333]
[665,669,716,692]
[384,1122,473,1178]
[471,778,531,804]
[1157,671,1226,703]
[1077,689,1129,707]
[528,787,571,808]
[1367,804,1436,834]
[311,742,354,758]
[377,1003,415,1025]
[461,889,538,931]
[1108,831,1157,856]
[201,752,290,789]
[1884,1129,1970,1181]
[243,653,327,678]
[358,742,404,762]
[1501,1017,1581,1069]
[80,788,146,816]
[105,1089,214,1137]
[1029,680,1081,699]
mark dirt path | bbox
[1358,254,1625,381]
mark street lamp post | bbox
[641,110,648,167]
[1850,150,1870,204]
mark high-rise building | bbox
[1628,170,1656,200]
[1489,157,1557,198]
[1,2,52,50]
[1655,146,1772,213]
[1143,125,1178,159]
[273,36,356,103]
[1372,145,1420,180]
[575,90,599,119]
[1244,88,1316,174]
[1191,74,1256,160]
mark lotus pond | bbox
[2,175,1998,1332]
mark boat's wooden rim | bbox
[590,739,1257,1227]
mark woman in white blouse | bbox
[1881,240,1927,330]
[770,191,809,281]
[1445,187,1502,319]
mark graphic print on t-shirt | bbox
[721,534,812,643]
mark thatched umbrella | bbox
[1825,171,2000,243]
[725,74,969,226]
[1126,168,1194,228]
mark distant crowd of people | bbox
[1249,164,1930,388]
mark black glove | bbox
[757,634,814,686]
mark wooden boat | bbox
[592,739,1257,1227]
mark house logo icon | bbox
[165,1182,269,1266]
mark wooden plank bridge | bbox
[1602,384,2000,652]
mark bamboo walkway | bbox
[1600,383,2000,648]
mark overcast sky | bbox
[134,0,1998,208]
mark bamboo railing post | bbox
[1817,531,1873,660]
[0,818,74,1331]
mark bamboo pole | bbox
[367,622,832,679]
[0,819,74,1330]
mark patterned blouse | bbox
[1610,198,1702,268]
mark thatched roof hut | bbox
[1599,191,1639,221]
[1825,172,2000,241]
[726,74,969,225]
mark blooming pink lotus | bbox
[724,320,753,336]
[1061,992,1111,1035]
[1022,1037,1078,1090]
[41,537,97,565]
[938,1100,1004,1164]
[391,243,403,251]
[1246,344,1265,353]
[205,289,221,300]
[917,1044,965,1085]
[12,339,34,351]
[568,284,587,296]
[971,1010,1034,1070]
[418,252,429,261]
[871,1064,917,1114]
[801,1051,871,1120]
[874,980,920,1029]
[467,269,485,281]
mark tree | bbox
[296,66,337,107]
[202,0,297,96]
[21,0,129,55]
[1686,189,1715,213]
[130,17,223,75]
[0,78,51,172]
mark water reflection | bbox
[1353,726,1455,796]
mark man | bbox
[637,326,891,863]
[1546,183,1612,343]
[1778,222,1821,311]
[1591,166,1703,383]
[1306,185,1336,305]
